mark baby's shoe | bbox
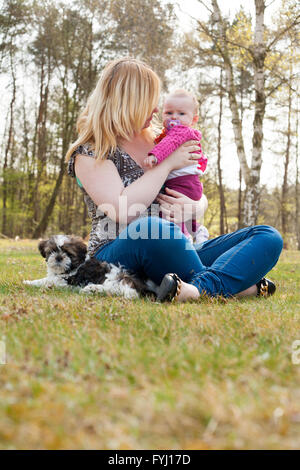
[194,225,209,244]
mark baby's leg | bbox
[192,219,199,233]
[194,223,209,244]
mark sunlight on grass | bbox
[0,239,299,449]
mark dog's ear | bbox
[77,240,88,262]
[38,240,48,258]
[72,237,87,262]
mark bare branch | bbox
[265,67,299,98]
[266,78,289,98]
[196,0,214,15]
[265,0,276,8]
[176,3,211,33]
[222,37,253,54]
[266,14,300,51]
[179,1,253,55]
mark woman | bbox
[66,57,283,302]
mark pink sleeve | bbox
[148,126,198,163]
[193,129,207,173]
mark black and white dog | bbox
[23,235,157,299]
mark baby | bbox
[144,89,209,243]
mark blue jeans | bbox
[94,217,283,297]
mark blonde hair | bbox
[165,89,199,115]
[66,57,161,162]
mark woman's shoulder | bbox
[67,142,96,178]
[67,142,142,186]
[67,143,123,178]
[72,142,96,159]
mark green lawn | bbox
[0,239,299,449]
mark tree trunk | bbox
[32,158,66,238]
[32,56,79,238]
[31,58,50,224]
[237,69,246,229]
[243,179,261,226]
[211,0,268,227]
[211,0,251,211]
[243,0,266,226]
[238,169,243,228]
[2,52,16,236]
[216,69,227,234]
[295,95,300,250]
[281,64,292,247]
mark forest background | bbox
[0,0,299,248]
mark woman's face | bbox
[143,107,159,129]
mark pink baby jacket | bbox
[149,124,207,174]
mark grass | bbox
[0,238,299,450]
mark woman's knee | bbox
[267,226,283,255]
[254,225,283,256]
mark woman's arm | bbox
[74,141,200,224]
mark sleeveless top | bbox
[67,143,158,256]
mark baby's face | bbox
[162,95,196,127]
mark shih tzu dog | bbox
[23,235,157,299]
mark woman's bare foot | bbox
[178,281,260,301]
[178,283,259,301]
[179,283,259,301]
[157,275,259,303]
[177,281,200,301]
[235,285,258,297]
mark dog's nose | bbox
[56,255,63,262]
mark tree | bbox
[0,0,29,71]
[216,69,227,234]
[0,0,30,234]
[183,0,300,226]
[108,0,175,85]
[295,93,300,249]
[30,2,106,237]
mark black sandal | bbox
[157,275,276,301]
[156,273,182,302]
[256,278,276,297]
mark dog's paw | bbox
[123,289,139,299]
[81,283,105,294]
[23,279,43,286]
[118,283,139,299]
[23,278,58,288]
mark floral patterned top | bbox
[67,143,158,256]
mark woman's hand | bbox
[163,140,201,172]
[156,188,208,224]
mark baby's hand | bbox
[144,155,158,168]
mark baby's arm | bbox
[146,127,198,165]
